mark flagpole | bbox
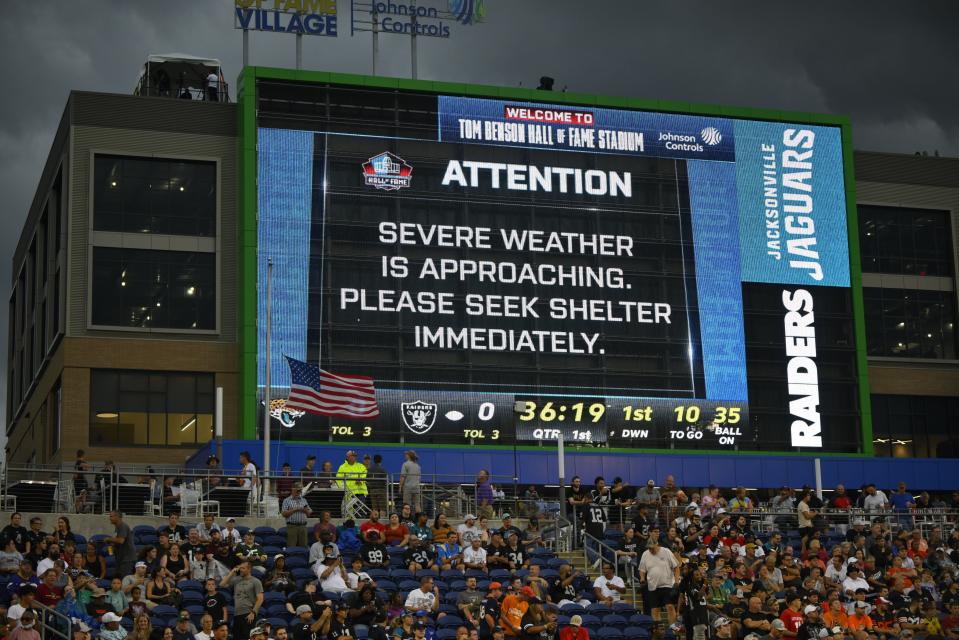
[263,258,273,501]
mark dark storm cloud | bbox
[0,1,956,440]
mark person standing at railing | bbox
[106,511,137,580]
[337,450,369,504]
[476,470,495,520]
[282,484,313,549]
[891,482,917,530]
[368,455,389,514]
[399,451,422,514]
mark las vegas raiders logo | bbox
[401,401,438,435]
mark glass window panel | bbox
[90,370,216,447]
[91,247,215,330]
[90,414,118,446]
[93,155,216,237]
[863,287,956,360]
[167,413,197,446]
[858,205,954,277]
[148,413,167,446]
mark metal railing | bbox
[34,600,73,640]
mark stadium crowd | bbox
[0,464,958,640]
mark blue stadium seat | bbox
[611,603,636,617]
[266,535,286,547]
[587,603,612,616]
[267,604,289,618]
[561,604,586,615]
[377,580,397,593]
[254,526,277,537]
[629,615,654,629]
[623,627,651,640]
[391,569,414,582]
[292,567,314,582]
[596,628,624,640]
[440,570,463,581]
[367,568,390,581]
[415,569,438,580]
[438,616,464,629]
[179,580,203,592]
[489,569,511,581]
[181,592,203,606]
[263,592,286,606]
[435,630,457,640]
[152,605,178,619]
[286,546,310,558]
[602,614,628,629]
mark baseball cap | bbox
[502,513,511,519]
[102,613,122,623]
[856,601,869,609]
[296,604,313,616]
[274,553,285,560]
[135,561,147,569]
[346,450,357,456]
[804,605,818,615]
[179,612,191,620]
[489,582,502,590]
[713,617,731,628]
[227,517,236,523]
[520,586,536,598]
[465,514,476,521]
[249,627,266,638]
[716,507,727,514]
[413,622,426,630]
[771,620,786,631]
[847,557,858,564]
[569,615,583,627]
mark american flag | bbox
[284,356,380,419]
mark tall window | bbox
[863,288,956,359]
[91,247,215,330]
[871,394,959,458]
[90,370,214,446]
[93,155,216,237]
[859,205,953,276]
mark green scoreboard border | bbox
[236,66,872,457]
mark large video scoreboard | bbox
[250,74,867,453]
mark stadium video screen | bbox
[256,85,863,452]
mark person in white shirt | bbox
[463,538,488,571]
[316,556,350,594]
[841,563,870,596]
[405,576,441,616]
[593,563,626,604]
[638,538,680,622]
[457,515,481,544]
[195,614,215,640]
[206,72,220,102]
[862,485,889,512]
[196,515,221,542]
[346,557,372,590]
[238,452,258,491]
[824,556,847,585]
[36,544,67,577]
[222,519,242,545]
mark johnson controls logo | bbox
[362,152,413,191]
[701,126,722,146]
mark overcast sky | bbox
[1,1,957,452]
